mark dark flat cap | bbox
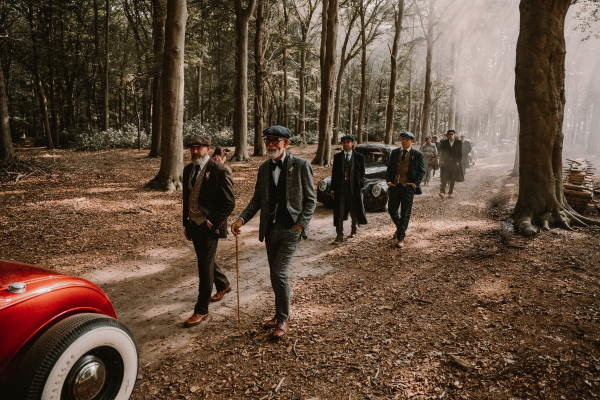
[399,131,415,140]
[446,129,456,135]
[340,134,356,143]
[186,135,211,147]
[263,125,291,139]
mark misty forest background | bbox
[1,0,599,234]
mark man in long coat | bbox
[331,135,367,242]
[438,129,463,199]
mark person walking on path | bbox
[182,136,235,327]
[420,136,438,186]
[231,125,316,339]
[386,131,425,248]
[330,134,368,242]
[438,129,463,199]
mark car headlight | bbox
[371,184,382,197]
[318,180,328,192]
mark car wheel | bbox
[15,313,138,400]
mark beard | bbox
[267,147,283,160]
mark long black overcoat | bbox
[330,150,368,226]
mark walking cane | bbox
[235,234,241,331]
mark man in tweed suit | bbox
[182,135,235,327]
[231,125,316,339]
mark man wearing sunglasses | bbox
[231,125,316,339]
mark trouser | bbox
[189,222,230,315]
[440,175,456,195]
[387,186,415,241]
[265,222,302,323]
[334,190,358,234]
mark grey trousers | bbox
[265,223,302,323]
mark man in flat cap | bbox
[182,135,236,327]
[330,134,367,242]
[386,131,425,248]
[438,129,463,199]
[231,125,316,339]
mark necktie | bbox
[270,159,283,171]
[401,150,407,160]
[191,165,200,186]
[346,154,350,162]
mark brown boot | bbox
[271,321,289,339]
[261,316,278,330]
[184,313,210,327]
[210,285,232,302]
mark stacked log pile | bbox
[563,159,595,213]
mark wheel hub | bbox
[70,356,106,400]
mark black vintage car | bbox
[317,143,397,212]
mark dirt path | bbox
[88,153,509,365]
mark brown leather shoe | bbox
[184,313,210,327]
[271,321,289,339]
[210,285,232,302]
[262,316,278,330]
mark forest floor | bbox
[1,145,599,400]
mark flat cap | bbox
[186,135,211,147]
[399,131,415,140]
[263,125,291,139]
[340,134,357,143]
[446,129,456,135]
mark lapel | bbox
[284,153,295,199]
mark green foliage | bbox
[69,124,149,151]
[183,117,234,147]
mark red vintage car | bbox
[0,260,138,400]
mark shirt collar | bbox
[402,147,412,152]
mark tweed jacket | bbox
[239,153,316,242]
[182,159,235,238]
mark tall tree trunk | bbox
[384,0,405,144]
[102,0,110,130]
[195,64,202,118]
[447,40,457,130]
[356,2,367,144]
[149,0,165,157]
[232,0,257,161]
[513,0,596,235]
[282,0,289,128]
[419,0,434,143]
[27,6,53,149]
[313,0,338,165]
[148,0,187,191]
[299,43,307,140]
[0,55,14,165]
[407,63,412,132]
[253,0,266,156]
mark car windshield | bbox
[357,149,388,166]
